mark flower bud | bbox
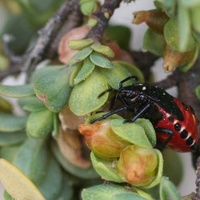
[133,10,168,34]
[59,104,86,131]
[163,45,194,72]
[78,120,130,159]
[117,145,159,187]
[58,25,91,64]
[57,127,91,169]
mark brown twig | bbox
[0,0,123,82]
[87,0,122,41]
[132,51,159,81]
[193,157,200,200]
[0,0,82,82]
[23,0,82,81]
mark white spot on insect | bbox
[180,126,186,132]
[190,140,195,147]
[185,133,191,140]
[142,86,146,90]
[163,92,166,95]
[173,120,178,125]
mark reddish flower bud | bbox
[78,120,130,159]
[58,26,91,64]
[117,145,159,187]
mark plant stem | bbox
[23,0,82,81]
[87,0,122,41]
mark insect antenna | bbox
[119,76,138,88]
[98,88,115,98]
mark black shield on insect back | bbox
[116,83,184,121]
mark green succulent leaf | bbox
[56,175,74,200]
[134,118,156,147]
[100,63,133,89]
[116,61,144,81]
[80,0,98,16]
[2,13,35,54]
[26,109,54,138]
[91,43,115,58]
[87,18,98,27]
[34,66,72,112]
[81,183,145,200]
[159,177,181,200]
[0,159,45,200]
[179,0,200,7]
[143,28,166,56]
[0,97,13,113]
[144,149,163,188]
[100,61,144,89]
[70,47,93,66]
[0,145,21,163]
[111,193,146,200]
[90,152,123,183]
[193,31,200,43]
[51,141,99,179]
[14,138,49,185]
[0,131,26,146]
[74,57,95,85]
[0,84,34,98]
[31,66,63,82]
[195,85,200,100]
[3,191,13,200]
[164,17,196,52]
[69,68,109,115]
[0,114,27,132]
[161,0,176,17]
[68,38,94,50]
[18,96,46,112]
[37,156,63,200]
[177,5,191,52]
[162,149,183,186]
[90,52,113,69]
[105,25,131,50]
[135,188,155,200]
[110,119,153,148]
[190,5,200,32]
[17,0,63,26]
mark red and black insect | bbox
[92,76,199,152]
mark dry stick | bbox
[23,0,81,81]
[193,157,200,200]
[132,51,159,81]
[26,0,122,72]
[0,0,81,82]
[87,0,122,40]
[0,0,123,82]
[47,9,83,59]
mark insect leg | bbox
[124,102,151,123]
[155,127,174,150]
[90,106,128,123]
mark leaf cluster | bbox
[0,0,197,199]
